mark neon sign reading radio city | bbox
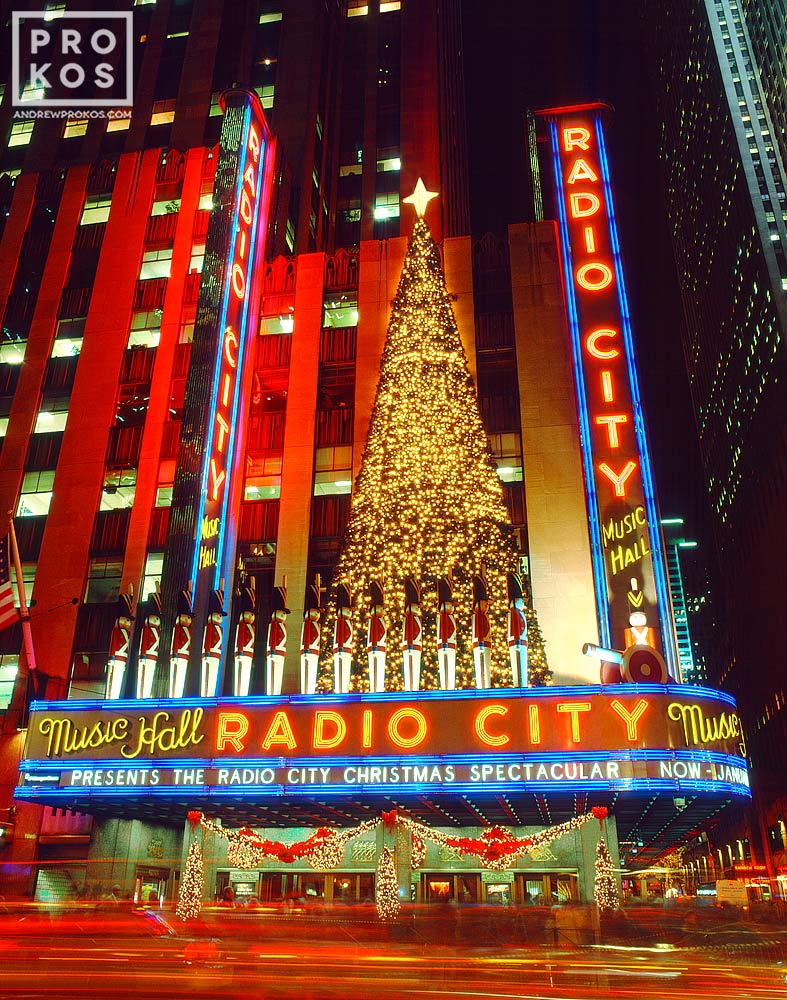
[545,105,671,655]
[196,102,266,581]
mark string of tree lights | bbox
[318,206,550,692]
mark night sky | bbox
[462,2,713,555]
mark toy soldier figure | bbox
[507,572,528,687]
[137,588,162,699]
[333,583,353,693]
[106,589,134,700]
[300,575,324,694]
[623,578,656,649]
[266,581,290,695]
[169,587,193,698]
[401,576,422,692]
[366,580,386,693]
[233,577,256,697]
[201,588,225,697]
[437,575,457,690]
[472,572,491,689]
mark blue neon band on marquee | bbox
[27,680,741,713]
[593,114,675,675]
[549,119,611,647]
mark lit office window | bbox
[8,122,34,147]
[373,192,400,220]
[128,309,162,348]
[33,396,69,433]
[140,552,163,600]
[84,558,122,603]
[150,100,175,126]
[52,317,86,357]
[107,117,131,132]
[80,194,112,225]
[16,470,54,517]
[63,119,88,138]
[0,656,19,712]
[100,469,137,511]
[0,341,26,364]
[139,248,173,280]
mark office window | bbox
[150,100,176,126]
[259,11,283,23]
[63,119,88,138]
[128,308,162,348]
[323,294,358,328]
[0,341,27,364]
[373,192,399,220]
[107,117,131,132]
[84,557,122,604]
[8,122,34,147]
[34,395,69,434]
[80,194,112,225]
[141,552,163,600]
[244,453,282,501]
[151,198,180,216]
[17,470,55,517]
[139,247,173,280]
[100,468,137,511]
[189,243,206,274]
[0,656,19,712]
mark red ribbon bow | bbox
[382,810,398,833]
[592,806,608,831]
[187,810,202,833]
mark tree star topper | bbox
[403,178,439,218]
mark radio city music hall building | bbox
[0,1,748,907]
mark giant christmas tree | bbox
[321,182,550,690]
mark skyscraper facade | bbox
[646,0,787,862]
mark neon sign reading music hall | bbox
[540,103,673,664]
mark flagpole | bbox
[8,514,38,681]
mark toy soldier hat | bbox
[208,589,225,616]
[238,581,256,614]
[271,586,290,614]
[437,575,454,605]
[336,583,353,610]
[143,588,162,619]
[404,576,421,606]
[369,579,384,607]
[116,589,135,619]
[305,578,323,613]
[506,572,524,602]
[472,574,489,605]
[176,588,193,617]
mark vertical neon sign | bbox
[160,87,275,696]
[539,104,675,672]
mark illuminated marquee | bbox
[16,687,750,800]
[540,104,673,663]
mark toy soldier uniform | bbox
[106,591,134,700]
[506,572,528,688]
[333,583,353,693]
[401,576,422,692]
[201,588,225,697]
[472,574,491,689]
[300,576,323,694]
[233,579,256,697]
[366,580,387,693]
[137,590,162,699]
[169,588,193,698]
[266,584,289,695]
[437,575,457,690]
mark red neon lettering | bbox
[313,710,347,749]
[595,414,628,448]
[209,457,226,501]
[216,411,230,453]
[566,158,599,185]
[224,327,238,368]
[599,460,637,497]
[586,328,619,359]
[387,708,428,749]
[221,372,232,407]
[601,370,614,401]
[556,702,592,743]
[584,227,596,253]
[216,712,249,752]
[474,705,510,747]
[576,262,613,290]
[238,230,247,261]
[243,161,257,196]
[569,192,600,218]
[248,126,260,163]
[240,190,253,226]
[261,710,297,750]
[610,698,649,742]
[528,704,541,744]
[563,126,591,152]
[231,262,246,299]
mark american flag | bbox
[0,534,19,631]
